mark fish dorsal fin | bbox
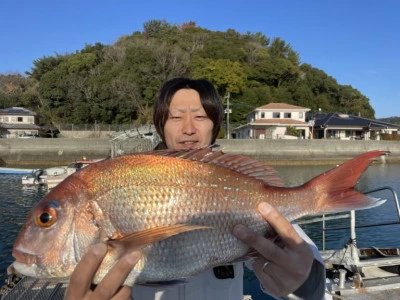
[142,147,284,187]
[106,224,209,254]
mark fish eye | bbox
[36,202,59,228]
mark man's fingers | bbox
[66,243,108,299]
[258,202,304,248]
[233,223,284,264]
[93,251,141,299]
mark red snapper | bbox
[11,148,386,285]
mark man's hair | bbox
[153,77,223,149]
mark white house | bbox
[233,103,311,139]
[0,107,41,138]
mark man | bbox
[65,77,325,300]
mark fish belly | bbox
[133,210,267,283]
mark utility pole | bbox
[224,92,231,139]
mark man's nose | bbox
[182,117,196,135]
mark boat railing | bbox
[297,186,400,251]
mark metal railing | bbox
[297,186,400,251]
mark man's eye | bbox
[196,116,208,120]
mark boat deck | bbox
[337,289,400,300]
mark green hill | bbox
[0,20,378,126]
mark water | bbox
[244,162,400,299]
[276,162,400,250]
[0,163,399,299]
[0,175,47,282]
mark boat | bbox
[21,169,47,186]
[0,167,38,175]
[21,167,68,187]
[46,160,96,189]
[21,159,102,189]
[299,186,400,299]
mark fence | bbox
[56,124,156,132]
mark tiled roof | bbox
[250,119,308,125]
[313,113,400,129]
[256,103,310,110]
[0,107,36,116]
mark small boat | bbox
[21,167,68,187]
[0,167,38,175]
[21,159,103,189]
[21,170,47,186]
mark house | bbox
[311,112,400,140]
[233,103,311,139]
[0,107,41,138]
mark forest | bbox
[0,19,380,128]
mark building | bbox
[0,107,41,138]
[311,113,400,140]
[233,103,311,139]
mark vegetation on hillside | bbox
[0,20,377,127]
[378,117,400,125]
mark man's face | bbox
[164,89,214,150]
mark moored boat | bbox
[20,159,104,189]
[21,169,47,186]
[0,167,38,175]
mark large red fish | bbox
[10,148,386,285]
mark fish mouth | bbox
[12,248,38,266]
[11,261,39,278]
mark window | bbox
[261,112,265,118]
[273,112,280,118]
[17,117,23,122]
[299,112,303,118]
[284,113,291,118]
[4,117,9,122]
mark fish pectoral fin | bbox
[106,224,209,255]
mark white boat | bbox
[21,167,68,187]
[47,159,103,189]
[21,170,47,186]
[21,159,103,189]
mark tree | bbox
[191,58,246,95]
[15,19,377,126]
[286,125,301,137]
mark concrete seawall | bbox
[1,138,399,166]
[0,138,112,166]
[217,139,400,164]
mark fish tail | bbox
[305,150,388,214]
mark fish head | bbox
[11,175,101,280]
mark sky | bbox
[1,0,399,118]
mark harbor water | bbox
[0,162,399,299]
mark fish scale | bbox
[11,148,387,285]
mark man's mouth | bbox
[181,141,197,144]
[178,141,199,149]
